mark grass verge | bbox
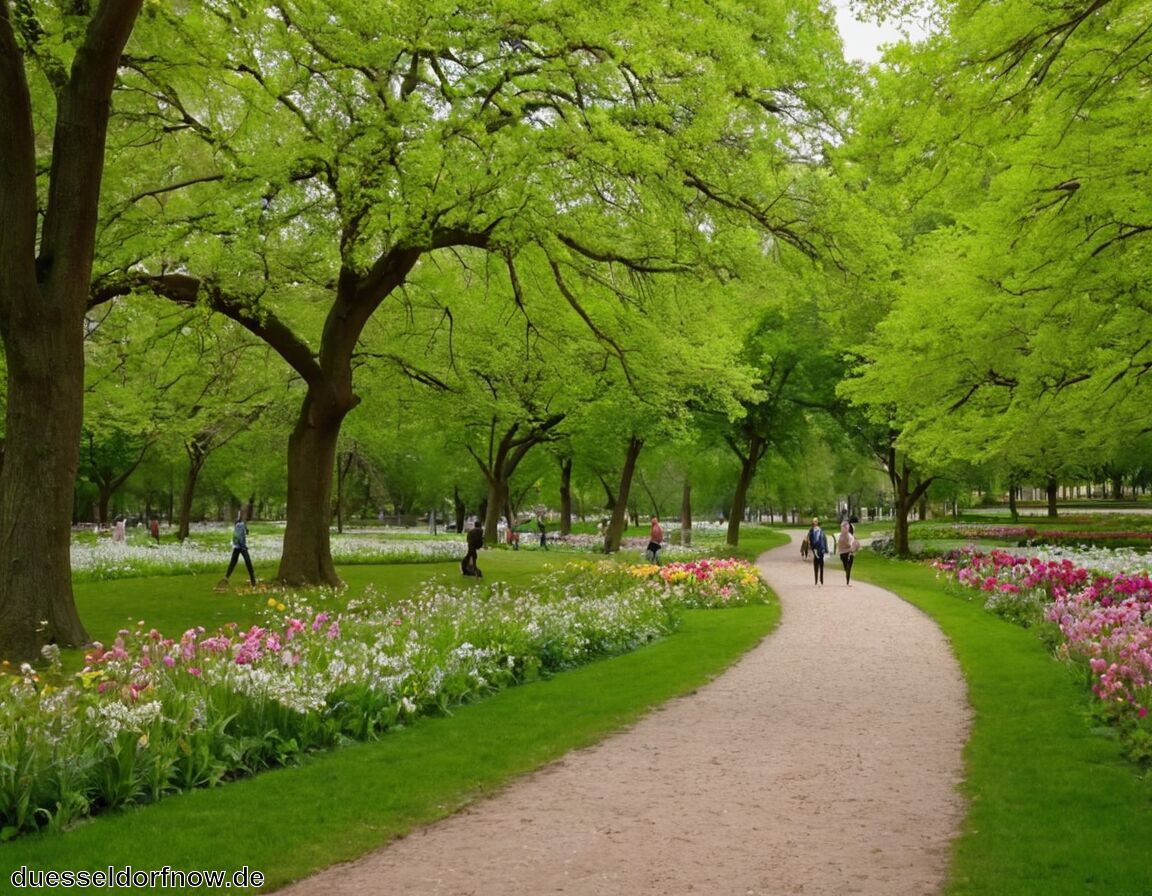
[2,600,778,893]
[854,554,1152,896]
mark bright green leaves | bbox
[839,0,1152,493]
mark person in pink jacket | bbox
[646,516,664,563]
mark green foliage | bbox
[839,0,1152,492]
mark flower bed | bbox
[626,558,771,608]
[936,546,1152,760]
[70,531,707,582]
[913,523,1152,550]
[915,524,1041,542]
[0,558,769,841]
[70,534,465,582]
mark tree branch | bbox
[547,257,636,388]
[93,272,322,385]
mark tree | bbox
[718,293,843,546]
[78,427,152,527]
[95,0,853,585]
[0,1,145,660]
[365,249,604,544]
[83,297,280,538]
[841,0,1152,525]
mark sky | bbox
[832,1,925,63]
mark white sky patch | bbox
[832,1,930,63]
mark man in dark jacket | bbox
[807,517,828,586]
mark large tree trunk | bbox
[602,436,644,554]
[277,392,347,586]
[483,477,510,547]
[0,326,90,659]
[0,1,144,661]
[893,499,911,556]
[1046,475,1059,518]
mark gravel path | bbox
[275,536,971,895]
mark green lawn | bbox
[71,551,561,658]
[854,554,1152,896]
[34,531,1152,895]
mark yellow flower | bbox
[276,602,287,612]
[267,597,278,608]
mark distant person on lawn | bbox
[463,519,484,577]
[224,514,256,587]
[646,516,664,563]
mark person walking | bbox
[807,517,828,586]
[225,513,257,587]
[646,516,664,563]
[837,520,861,585]
[463,519,484,577]
[149,517,160,543]
[536,515,548,550]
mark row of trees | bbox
[76,245,872,538]
[2,0,1148,661]
[838,0,1152,547]
[0,0,869,660]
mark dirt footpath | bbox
[275,536,971,896]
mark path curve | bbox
[276,536,970,895]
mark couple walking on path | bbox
[807,517,860,586]
[277,534,969,896]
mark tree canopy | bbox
[1,0,1149,659]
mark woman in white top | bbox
[837,520,860,585]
